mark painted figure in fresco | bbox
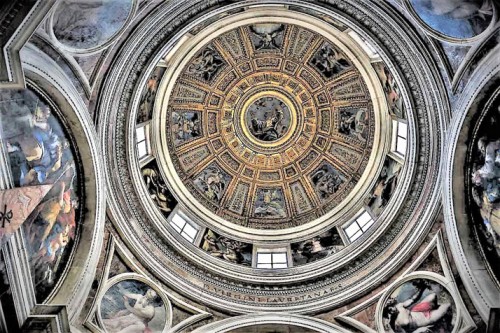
[172,112,201,145]
[368,159,401,216]
[23,166,78,287]
[254,188,287,218]
[249,24,284,50]
[202,230,251,265]
[291,228,344,265]
[194,165,228,203]
[102,286,159,333]
[376,65,404,118]
[311,164,344,200]
[138,68,165,123]
[339,109,367,141]
[1,89,79,301]
[187,48,224,81]
[471,137,500,253]
[142,167,175,215]
[383,280,453,333]
[418,0,493,34]
[310,44,350,78]
[53,0,133,50]
[7,103,68,186]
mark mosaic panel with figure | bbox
[310,162,346,202]
[171,110,202,146]
[253,187,288,218]
[309,42,351,79]
[248,24,285,52]
[0,89,80,302]
[193,163,232,204]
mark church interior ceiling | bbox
[0,0,499,332]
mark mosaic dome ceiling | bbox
[160,22,376,230]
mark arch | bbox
[191,313,351,333]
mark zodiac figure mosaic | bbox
[100,279,169,333]
[0,89,79,301]
[249,24,285,50]
[310,162,345,201]
[338,108,368,141]
[382,278,455,333]
[201,229,252,265]
[193,163,232,204]
[186,47,225,82]
[246,96,291,142]
[253,187,287,218]
[310,43,351,79]
[171,111,202,146]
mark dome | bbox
[155,17,384,237]
[0,0,498,332]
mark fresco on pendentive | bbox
[291,227,344,266]
[171,110,202,146]
[142,160,177,219]
[409,0,494,39]
[367,157,402,217]
[193,163,232,204]
[382,278,456,333]
[246,96,291,142]
[137,66,167,124]
[309,42,351,79]
[100,279,168,333]
[338,107,368,141]
[372,62,405,119]
[0,89,80,302]
[309,161,345,202]
[201,229,252,265]
[52,0,134,50]
[469,109,500,281]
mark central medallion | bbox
[243,95,293,144]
